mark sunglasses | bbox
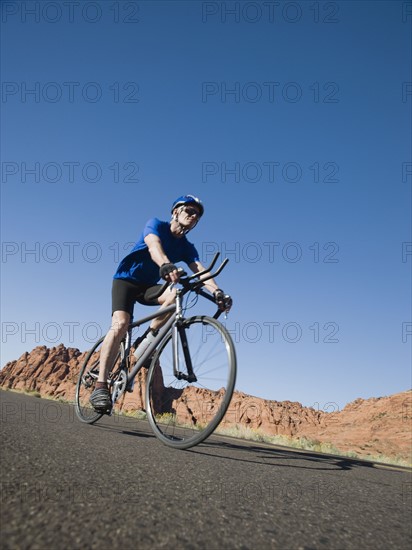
[184,206,200,218]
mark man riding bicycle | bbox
[89,195,232,413]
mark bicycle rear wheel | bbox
[145,315,236,449]
[75,337,124,423]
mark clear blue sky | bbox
[1,0,411,412]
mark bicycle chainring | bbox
[110,369,128,403]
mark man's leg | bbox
[89,310,130,412]
[149,288,176,332]
[131,289,176,367]
[97,310,130,384]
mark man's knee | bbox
[159,288,177,306]
[111,311,130,334]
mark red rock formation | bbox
[299,391,412,460]
[0,345,84,401]
[1,345,411,463]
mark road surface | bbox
[1,390,411,549]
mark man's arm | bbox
[144,234,180,283]
[189,260,232,311]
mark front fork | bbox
[172,290,197,383]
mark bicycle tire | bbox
[75,337,124,424]
[145,315,237,449]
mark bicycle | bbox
[75,253,237,450]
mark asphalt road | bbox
[1,390,411,550]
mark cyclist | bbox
[89,195,232,413]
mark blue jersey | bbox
[113,218,199,285]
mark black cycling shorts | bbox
[112,278,164,316]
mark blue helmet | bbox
[171,195,204,217]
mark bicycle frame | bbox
[126,302,176,385]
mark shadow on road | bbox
[188,437,398,472]
[89,414,408,473]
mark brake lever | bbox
[169,267,187,291]
[214,300,232,320]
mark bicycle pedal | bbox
[93,405,112,415]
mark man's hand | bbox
[159,263,180,283]
[213,289,233,312]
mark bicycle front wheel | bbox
[145,315,237,449]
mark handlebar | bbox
[149,252,229,302]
